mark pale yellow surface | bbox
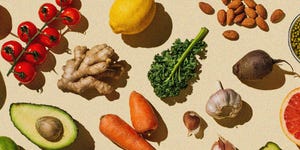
[0,0,300,150]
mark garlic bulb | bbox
[206,81,242,120]
[211,136,237,150]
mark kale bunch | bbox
[148,27,208,98]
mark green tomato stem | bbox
[165,27,209,82]
[6,8,64,76]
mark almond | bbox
[234,13,245,23]
[226,9,235,25]
[270,9,285,23]
[255,4,267,19]
[222,0,230,5]
[223,30,239,41]
[244,0,257,8]
[241,18,256,28]
[217,9,227,26]
[199,2,215,15]
[234,4,245,15]
[256,16,269,31]
[245,7,257,18]
[227,0,242,9]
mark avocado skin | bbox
[9,103,78,150]
[0,136,18,150]
[260,141,281,150]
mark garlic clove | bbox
[183,111,201,136]
[211,136,237,150]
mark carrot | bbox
[129,91,158,133]
[99,114,155,150]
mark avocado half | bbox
[9,103,78,150]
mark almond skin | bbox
[222,0,230,5]
[256,16,269,31]
[226,9,235,25]
[270,9,285,23]
[244,0,257,8]
[234,13,245,23]
[234,5,245,15]
[245,7,257,18]
[217,9,227,26]
[241,18,256,28]
[199,2,215,15]
[223,30,239,41]
[227,0,242,9]
[256,4,267,19]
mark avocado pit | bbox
[35,116,64,142]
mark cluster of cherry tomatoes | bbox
[1,0,81,84]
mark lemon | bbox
[109,0,156,35]
[0,136,18,150]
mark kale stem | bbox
[165,27,209,82]
[6,7,64,77]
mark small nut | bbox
[244,0,257,8]
[255,4,267,19]
[241,18,256,28]
[226,9,235,25]
[35,116,64,142]
[270,9,285,23]
[234,13,245,23]
[183,111,201,136]
[223,30,239,41]
[221,0,230,5]
[234,4,245,15]
[227,0,242,9]
[245,7,257,18]
[256,16,269,31]
[217,9,227,26]
[199,2,215,15]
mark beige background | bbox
[1,0,300,149]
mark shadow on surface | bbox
[24,72,45,93]
[63,120,95,150]
[143,103,168,145]
[214,101,253,128]
[0,72,6,110]
[50,36,70,54]
[0,5,12,40]
[122,3,172,48]
[68,15,89,34]
[240,65,298,90]
[195,116,208,139]
[39,52,57,73]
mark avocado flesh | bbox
[260,142,281,150]
[10,103,78,150]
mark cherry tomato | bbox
[1,40,23,63]
[24,43,48,65]
[17,21,38,42]
[38,27,61,47]
[60,7,81,25]
[55,0,73,7]
[13,61,37,84]
[38,3,58,22]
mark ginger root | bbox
[57,44,126,95]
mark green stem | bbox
[7,7,64,76]
[165,27,209,82]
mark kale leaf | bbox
[148,27,208,98]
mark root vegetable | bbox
[99,114,155,150]
[232,50,293,80]
[57,44,126,95]
[129,91,158,134]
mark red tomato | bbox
[38,3,58,22]
[1,40,23,63]
[38,27,61,48]
[24,43,48,65]
[55,0,73,7]
[17,21,38,42]
[60,7,81,25]
[13,61,37,84]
